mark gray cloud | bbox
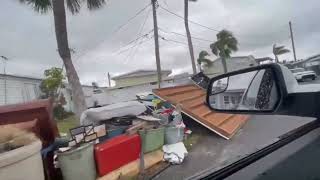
[1,0,320,86]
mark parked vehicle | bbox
[199,63,320,179]
[289,67,317,82]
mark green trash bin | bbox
[58,142,96,180]
[165,126,184,144]
[139,127,164,153]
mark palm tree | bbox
[210,30,238,73]
[273,44,290,63]
[20,0,106,119]
[197,50,212,71]
[184,0,197,74]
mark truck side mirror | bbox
[207,64,288,113]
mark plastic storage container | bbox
[95,134,141,176]
[58,142,96,180]
[139,127,164,153]
[164,126,184,144]
[98,126,127,143]
[0,140,44,180]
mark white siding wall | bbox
[203,56,257,76]
[0,77,41,106]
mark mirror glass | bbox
[208,68,280,111]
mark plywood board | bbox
[153,85,249,139]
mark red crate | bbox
[94,134,141,176]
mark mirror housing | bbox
[206,64,288,114]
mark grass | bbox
[56,115,79,135]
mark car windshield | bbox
[2,1,320,180]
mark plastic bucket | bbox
[0,140,44,180]
[165,126,184,145]
[58,142,96,180]
[139,127,164,153]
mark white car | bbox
[289,68,317,82]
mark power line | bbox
[159,5,220,32]
[111,3,152,35]
[117,35,154,55]
[124,8,152,64]
[116,29,154,53]
[159,35,208,49]
[64,3,152,66]
[158,27,212,42]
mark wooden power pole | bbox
[184,0,197,74]
[107,72,111,87]
[289,21,297,62]
[151,0,162,88]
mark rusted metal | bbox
[153,85,249,139]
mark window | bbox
[231,96,236,104]
[224,96,230,104]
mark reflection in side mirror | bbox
[208,68,280,111]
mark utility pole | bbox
[1,56,8,104]
[184,0,197,74]
[107,72,111,87]
[289,21,297,62]
[151,0,162,88]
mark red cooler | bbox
[94,134,141,176]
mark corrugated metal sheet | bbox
[153,84,249,139]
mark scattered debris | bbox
[80,101,147,125]
[163,142,188,164]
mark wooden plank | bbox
[218,115,249,135]
[153,85,250,139]
[168,90,205,103]
[155,85,198,96]
[204,113,235,126]
[165,88,200,97]
[191,105,211,116]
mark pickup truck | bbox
[290,67,317,82]
[155,63,320,180]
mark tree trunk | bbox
[52,0,87,120]
[221,57,228,74]
[184,0,197,74]
[274,54,279,63]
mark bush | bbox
[53,105,73,120]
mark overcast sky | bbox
[1,0,320,86]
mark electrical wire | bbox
[159,5,220,32]
[115,29,154,54]
[111,2,152,35]
[159,35,208,49]
[124,8,153,64]
[117,35,154,55]
[158,27,212,42]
